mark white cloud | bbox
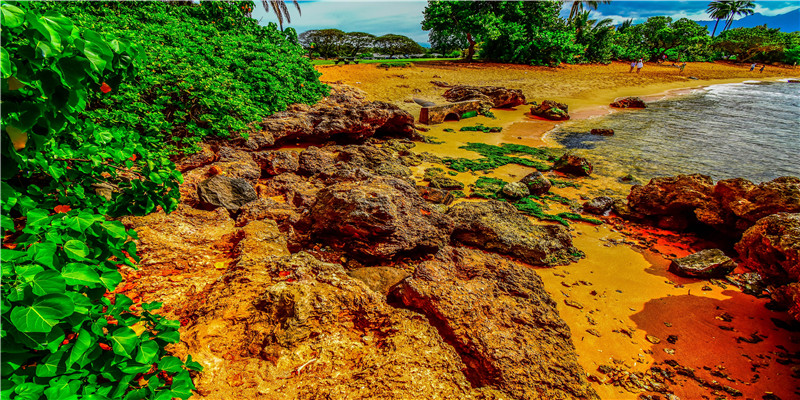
[753,3,800,17]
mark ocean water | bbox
[552,80,800,184]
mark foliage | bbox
[460,124,501,133]
[443,143,563,173]
[568,0,612,22]
[572,11,615,63]
[38,0,328,155]
[1,3,199,399]
[261,0,301,30]
[714,26,799,63]
[298,28,346,58]
[377,62,411,68]
[422,1,498,61]
[342,32,376,57]
[374,34,425,56]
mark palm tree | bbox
[568,0,612,22]
[262,0,301,30]
[706,1,732,37]
[723,0,755,31]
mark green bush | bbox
[33,0,329,155]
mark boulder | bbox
[669,249,736,279]
[447,200,580,266]
[347,266,411,296]
[583,196,615,215]
[530,100,570,121]
[337,145,412,181]
[235,197,301,231]
[258,173,322,208]
[773,283,800,322]
[297,146,337,175]
[198,175,258,212]
[554,154,593,176]
[392,246,598,400]
[176,143,216,172]
[610,97,647,108]
[735,213,800,284]
[416,185,455,205]
[302,176,453,260]
[502,182,530,199]
[627,174,716,228]
[442,85,526,108]
[429,176,465,190]
[519,171,552,195]
[252,150,299,176]
[590,128,614,136]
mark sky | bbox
[251,0,800,43]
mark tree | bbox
[342,32,376,56]
[374,34,425,56]
[635,16,709,61]
[572,11,615,63]
[723,0,755,31]
[568,0,612,22]
[714,26,792,63]
[262,0,300,30]
[422,1,499,61]
[298,29,346,58]
[428,29,468,54]
[707,1,732,37]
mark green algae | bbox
[461,110,478,119]
[557,212,603,225]
[470,176,507,199]
[443,143,563,173]
[443,128,455,132]
[460,124,502,133]
[549,178,581,189]
[447,170,459,176]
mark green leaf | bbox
[158,356,183,373]
[80,30,113,74]
[67,329,98,369]
[35,349,66,378]
[64,211,96,232]
[61,263,101,286]
[99,270,121,291]
[155,330,180,343]
[109,327,138,359]
[63,240,89,260]
[28,242,57,268]
[94,130,114,145]
[27,11,75,52]
[13,326,64,351]
[134,340,160,365]
[30,270,66,295]
[26,209,51,227]
[184,354,203,372]
[10,294,74,333]
[1,48,11,80]
[101,221,127,239]
[0,3,25,28]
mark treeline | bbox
[299,29,442,58]
[422,0,800,65]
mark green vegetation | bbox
[299,29,425,58]
[471,177,507,199]
[443,143,563,172]
[35,0,328,155]
[378,62,412,68]
[1,3,200,399]
[311,57,458,66]
[550,178,582,188]
[460,124,501,133]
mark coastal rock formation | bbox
[530,100,570,120]
[297,146,337,175]
[669,249,737,279]
[197,175,258,212]
[241,84,416,150]
[610,97,647,108]
[554,154,593,176]
[416,185,455,205]
[302,176,453,260]
[252,150,299,176]
[392,246,599,400]
[347,266,410,296]
[590,128,614,136]
[447,200,579,266]
[442,85,526,108]
[429,176,465,190]
[735,213,800,284]
[583,196,615,215]
[520,171,552,195]
[502,182,530,199]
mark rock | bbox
[337,145,412,181]
[347,266,410,296]
[176,143,216,172]
[519,172,552,195]
[502,182,530,199]
[235,197,301,231]
[258,173,322,208]
[416,185,455,205]
[530,100,570,120]
[773,283,800,322]
[447,200,580,266]
[442,85,526,108]
[627,174,715,227]
[554,154,593,176]
[590,128,614,136]
[297,146,336,175]
[198,175,258,212]
[583,196,615,215]
[413,98,436,107]
[429,176,465,190]
[610,97,647,108]
[788,79,800,83]
[392,246,598,400]
[669,249,736,279]
[242,84,416,150]
[252,150,299,176]
[302,176,453,260]
[735,213,800,284]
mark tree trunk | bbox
[712,18,720,37]
[465,32,476,62]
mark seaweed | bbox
[549,178,581,188]
[447,170,459,176]
[451,190,466,199]
[470,176,507,199]
[513,198,571,226]
[541,194,574,206]
[443,128,455,132]
[481,110,496,119]
[460,124,502,133]
[421,135,445,144]
[443,142,561,173]
[557,212,603,225]
[461,110,478,119]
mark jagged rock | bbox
[416,185,455,205]
[590,128,614,136]
[554,154,593,176]
[773,283,800,322]
[252,150,299,176]
[669,249,736,279]
[712,177,800,231]
[242,85,416,150]
[297,146,336,175]
[447,200,580,266]
[429,176,464,190]
[442,85,526,108]
[209,147,261,182]
[337,145,412,181]
[392,246,598,400]
[198,175,258,212]
[347,266,411,296]
[502,182,530,199]
[302,176,453,260]
[235,197,301,232]
[735,213,800,284]
[530,100,570,121]
[610,97,647,108]
[519,171,552,195]
[627,174,715,229]
[176,143,216,172]
[258,173,322,208]
[583,196,615,215]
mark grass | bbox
[311,58,460,66]
[443,143,563,172]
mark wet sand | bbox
[318,61,800,399]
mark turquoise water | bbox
[552,80,800,184]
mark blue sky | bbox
[251,1,800,43]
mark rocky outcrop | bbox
[302,176,453,260]
[520,171,552,195]
[241,85,416,150]
[530,100,570,121]
[442,85,526,108]
[347,266,410,296]
[447,200,580,266]
[669,249,736,279]
[252,150,299,176]
[297,146,336,175]
[416,185,455,205]
[610,97,646,108]
[502,182,530,199]
[429,176,464,190]
[198,175,258,212]
[583,196,614,215]
[392,246,598,400]
[554,154,593,176]
[735,213,800,284]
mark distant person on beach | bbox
[679,62,687,74]
[760,64,765,73]
[629,61,635,72]
[750,63,756,71]
[636,59,643,73]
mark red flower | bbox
[100,82,112,93]
[54,205,72,213]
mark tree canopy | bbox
[374,34,425,56]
